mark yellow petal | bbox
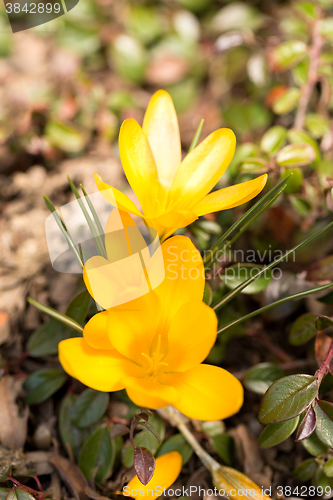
[83,311,114,350]
[107,293,162,364]
[143,90,182,190]
[170,128,236,209]
[59,338,142,392]
[163,364,244,421]
[146,209,198,243]
[119,119,160,215]
[152,236,205,329]
[125,376,179,410]
[192,174,268,216]
[95,173,143,217]
[125,451,182,499]
[164,301,217,372]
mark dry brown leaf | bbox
[0,376,29,449]
[49,451,90,500]
[315,331,333,370]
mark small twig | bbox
[248,327,293,363]
[294,13,323,130]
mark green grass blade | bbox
[204,177,289,266]
[67,176,107,258]
[213,220,333,311]
[188,119,204,153]
[44,195,83,268]
[217,281,333,336]
[80,184,106,243]
[27,297,83,333]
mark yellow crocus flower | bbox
[59,235,243,421]
[123,451,182,499]
[95,89,267,241]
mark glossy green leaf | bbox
[294,458,318,481]
[156,433,193,466]
[289,313,317,346]
[261,125,287,155]
[0,488,10,500]
[305,113,330,139]
[276,143,316,167]
[315,401,333,448]
[59,394,81,461]
[221,264,272,295]
[79,426,115,483]
[313,466,333,496]
[243,363,285,395]
[24,368,67,405]
[6,490,36,500]
[239,157,269,174]
[258,374,317,424]
[73,389,109,429]
[259,416,299,448]
[316,315,333,330]
[210,434,235,465]
[110,35,147,84]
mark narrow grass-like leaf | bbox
[213,220,333,311]
[188,119,204,153]
[67,176,106,258]
[204,177,289,266]
[80,184,106,244]
[27,297,83,333]
[258,374,317,424]
[217,281,333,336]
[44,195,83,267]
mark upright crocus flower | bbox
[95,90,267,241]
[59,236,243,421]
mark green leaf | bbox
[258,416,299,448]
[213,219,333,312]
[110,35,147,84]
[276,143,316,167]
[261,125,287,155]
[243,363,285,395]
[320,18,333,40]
[270,40,307,71]
[0,488,10,500]
[258,374,317,424]
[6,490,36,500]
[316,315,333,330]
[305,113,330,139]
[205,176,288,267]
[24,368,67,405]
[324,459,333,478]
[156,434,193,466]
[28,291,89,356]
[221,264,272,295]
[281,168,303,194]
[210,434,235,465]
[313,466,333,495]
[217,281,333,335]
[188,119,204,153]
[289,313,317,346]
[46,120,87,154]
[203,283,213,306]
[73,389,109,429]
[239,158,270,174]
[302,431,328,456]
[272,88,300,115]
[290,195,312,217]
[79,426,115,483]
[315,401,333,448]
[59,394,81,461]
[287,129,320,164]
[27,297,83,334]
[294,458,318,481]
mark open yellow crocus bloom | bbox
[59,236,243,421]
[123,451,182,499]
[95,89,267,241]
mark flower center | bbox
[141,334,168,378]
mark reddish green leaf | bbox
[296,407,317,441]
[289,313,317,346]
[258,374,317,424]
[133,447,155,485]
